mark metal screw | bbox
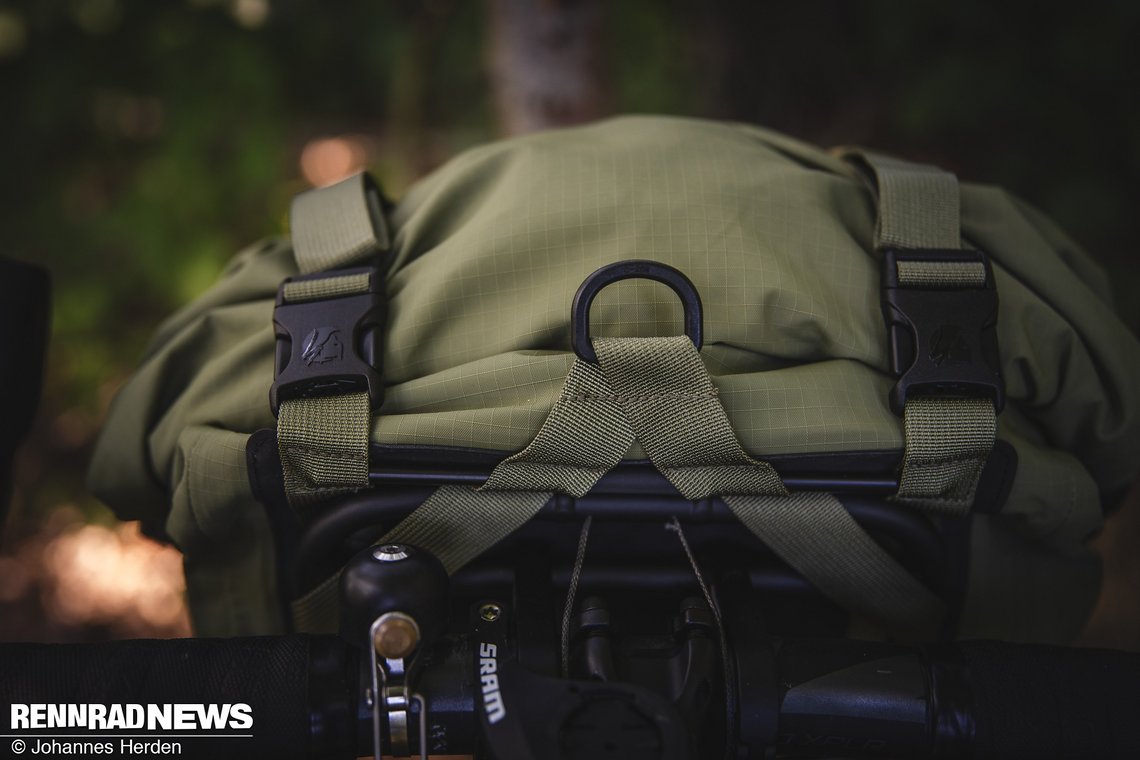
[373,612,421,659]
[373,544,409,562]
[479,603,502,622]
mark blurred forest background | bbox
[1,0,1138,641]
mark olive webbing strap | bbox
[897,396,996,513]
[277,174,391,510]
[847,151,960,251]
[294,488,552,631]
[378,357,635,573]
[280,271,371,302]
[290,172,390,274]
[723,492,945,636]
[475,358,634,497]
[843,149,997,515]
[896,259,986,288]
[278,392,372,511]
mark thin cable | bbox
[667,516,736,760]
[561,515,593,678]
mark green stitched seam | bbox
[280,445,368,462]
[567,390,718,403]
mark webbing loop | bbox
[290,172,391,274]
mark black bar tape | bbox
[960,640,1140,760]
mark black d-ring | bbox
[571,260,704,363]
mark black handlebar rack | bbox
[272,462,961,760]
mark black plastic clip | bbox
[571,260,703,364]
[882,249,1004,415]
[270,266,385,415]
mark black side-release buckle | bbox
[882,249,1004,415]
[270,266,385,415]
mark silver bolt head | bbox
[373,544,409,562]
[479,603,502,622]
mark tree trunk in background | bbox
[486,0,611,136]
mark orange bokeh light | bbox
[299,136,371,188]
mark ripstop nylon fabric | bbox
[285,150,993,517]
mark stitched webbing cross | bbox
[290,336,943,634]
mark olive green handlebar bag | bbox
[89,116,1140,640]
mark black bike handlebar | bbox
[1,635,1138,759]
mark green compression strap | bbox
[843,149,997,514]
[896,259,986,288]
[376,336,782,573]
[277,175,390,509]
[280,271,372,302]
[290,173,390,274]
[723,492,944,636]
[380,358,635,573]
[896,396,996,513]
[845,151,960,250]
[278,392,371,510]
[478,358,634,497]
